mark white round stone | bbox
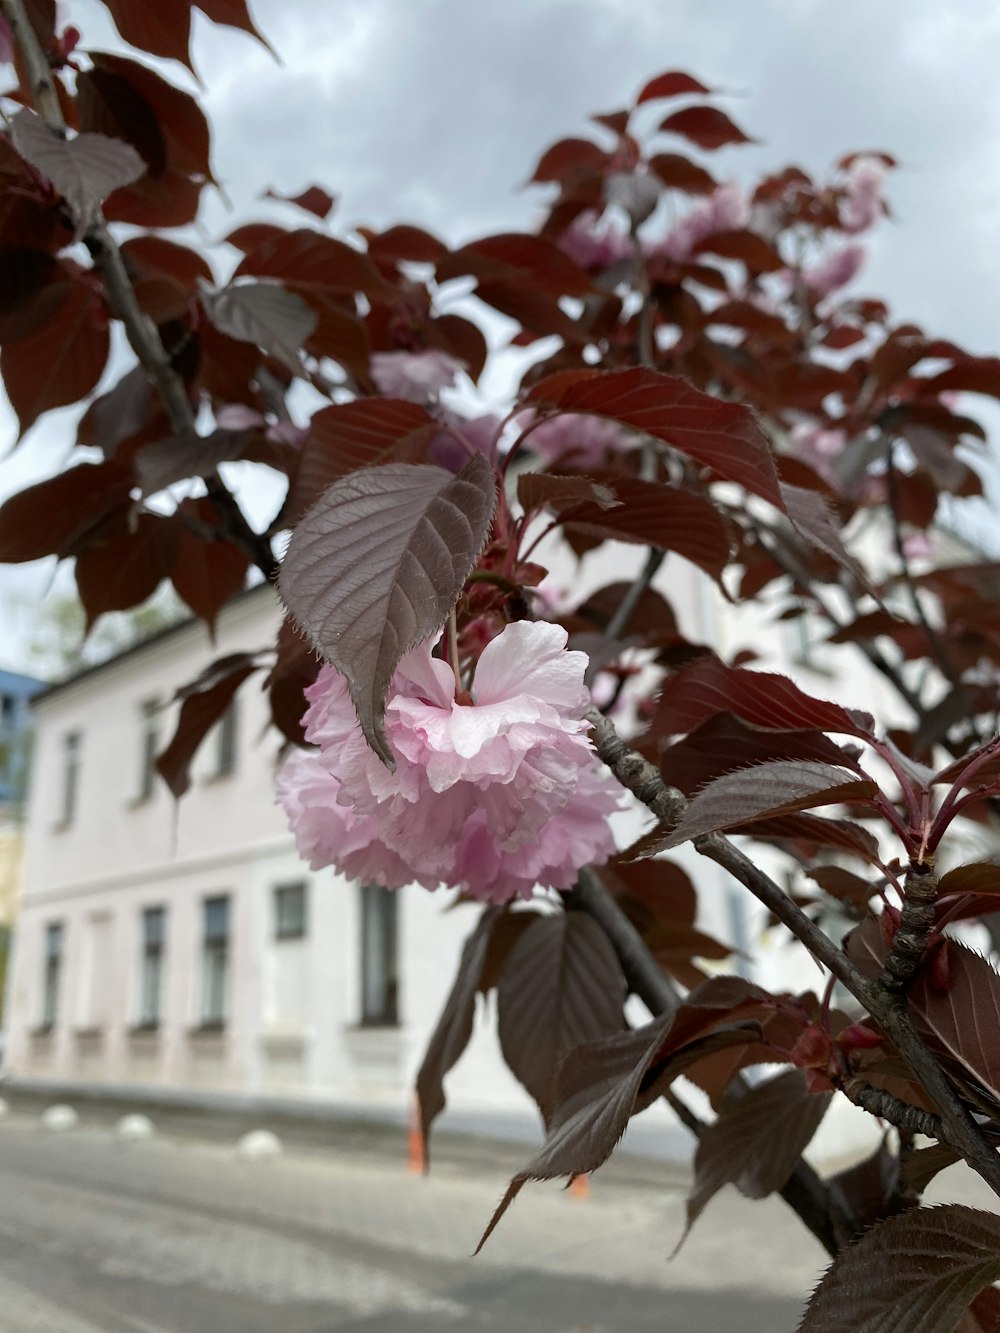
[41,1104,78,1131]
[236,1129,283,1160]
[115,1113,155,1142]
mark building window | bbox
[138,907,165,1027]
[214,701,238,778]
[359,884,398,1027]
[274,882,307,941]
[41,921,63,1028]
[58,732,81,826]
[200,895,230,1027]
[137,700,160,802]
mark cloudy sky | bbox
[4,0,1000,670]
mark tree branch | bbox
[588,706,1000,1200]
[1,0,275,582]
[567,867,856,1255]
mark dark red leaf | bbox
[927,357,1000,401]
[285,399,439,520]
[265,616,319,746]
[559,475,734,584]
[0,463,131,562]
[194,0,274,53]
[223,222,287,254]
[637,71,712,103]
[121,234,213,292]
[74,512,178,629]
[478,910,543,994]
[0,272,109,435]
[524,367,783,507]
[654,655,873,739]
[780,482,871,588]
[77,365,160,457]
[424,314,489,382]
[416,908,501,1159]
[657,713,853,797]
[437,233,593,299]
[101,0,194,69]
[639,760,878,854]
[170,497,250,627]
[278,455,497,766]
[516,472,619,515]
[476,1017,673,1252]
[496,912,626,1120]
[235,228,391,301]
[691,228,785,273]
[739,811,882,863]
[155,654,260,798]
[365,224,447,265]
[474,278,587,343]
[0,249,59,341]
[134,427,289,496]
[939,860,1000,900]
[79,53,212,181]
[263,184,335,219]
[799,1205,1000,1332]
[684,1070,829,1245]
[648,152,718,195]
[529,137,609,184]
[806,864,877,911]
[659,105,755,151]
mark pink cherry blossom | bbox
[517,410,628,468]
[803,243,866,298]
[653,184,748,262]
[276,621,622,902]
[369,349,464,402]
[428,411,501,472]
[839,156,887,234]
[557,210,633,269]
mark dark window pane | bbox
[274,882,307,940]
[61,732,81,824]
[359,884,398,1026]
[215,701,238,777]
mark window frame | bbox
[40,920,64,1029]
[57,731,81,828]
[137,905,166,1029]
[198,894,231,1028]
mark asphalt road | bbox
[0,1109,984,1333]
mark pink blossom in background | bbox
[839,156,887,234]
[215,403,308,448]
[653,184,748,262]
[369,349,464,402]
[428,411,501,472]
[557,210,633,269]
[276,621,622,903]
[518,409,628,469]
[902,531,935,561]
[791,423,847,487]
[803,243,866,298]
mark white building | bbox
[2,547,893,1161]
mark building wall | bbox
[3,553,892,1162]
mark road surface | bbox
[0,1109,987,1331]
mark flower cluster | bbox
[277,622,621,903]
